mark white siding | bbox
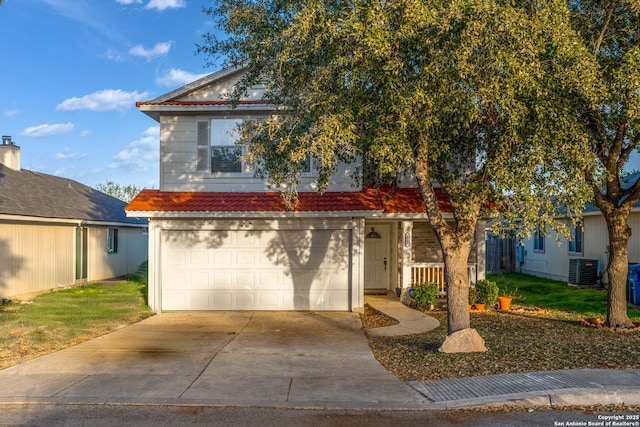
[521,211,640,283]
[87,226,148,281]
[158,115,359,192]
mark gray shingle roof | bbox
[0,164,146,225]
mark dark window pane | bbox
[211,147,242,173]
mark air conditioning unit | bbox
[568,258,598,286]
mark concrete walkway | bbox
[365,295,440,336]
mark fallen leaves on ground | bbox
[361,305,640,381]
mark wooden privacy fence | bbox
[486,235,517,273]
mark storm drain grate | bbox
[409,372,603,402]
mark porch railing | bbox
[410,263,477,296]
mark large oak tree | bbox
[199,0,593,350]
[568,0,640,328]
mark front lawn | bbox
[0,277,153,371]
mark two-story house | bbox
[126,66,486,312]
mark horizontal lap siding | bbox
[0,222,74,298]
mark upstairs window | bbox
[568,224,583,255]
[211,118,244,173]
[196,118,317,176]
[197,118,249,174]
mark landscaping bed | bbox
[361,302,640,382]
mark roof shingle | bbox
[0,164,145,224]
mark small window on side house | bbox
[107,228,118,254]
[568,224,583,255]
[533,226,545,253]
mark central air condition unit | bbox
[568,258,598,286]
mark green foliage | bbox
[468,285,478,305]
[412,282,439,308]
[95,181,142,203]
[128,261,149,305]
[566,0,640,326]
[474,279,499,309]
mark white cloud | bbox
[56,89,149,112]
[129,41,173,61]
[3,109,20,118]
[101,48,125,62]
[79,130,91,137]
[145,0,186,11]
[55,147,89,160]
[156,68,209,87]
[109,126,159,173]
[116,0,142,4]
[21,123,74,138]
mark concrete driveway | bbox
[0,311,428,408]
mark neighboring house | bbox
[126,66,486,313]
[0,137,149,299]
[520,174,640,285]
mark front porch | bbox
[363,220,485,297]
[410,263,478,296]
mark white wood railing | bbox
[410,263,477,296]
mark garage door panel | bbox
[236,250,257,266]
[161,229,350,311]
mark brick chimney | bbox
[0,136,21,170]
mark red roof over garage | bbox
[126,186,452,214]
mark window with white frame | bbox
[568,224,583,255]
[196,118,252,174]
[196,118,317,176]
[533,226,544,253]
[107,228,118,254]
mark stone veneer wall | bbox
[412,222,477,263]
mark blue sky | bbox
[0,0,220,190]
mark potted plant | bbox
[412,281,439,310]
[474,279,499,311]
[498,285,522,311]
[468,285,478,310]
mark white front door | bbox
[364,224,390,291]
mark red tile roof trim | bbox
[126,187,452,214]
[135,100,274,107]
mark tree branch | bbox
[593,0,616,57]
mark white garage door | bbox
[160,228,351,310]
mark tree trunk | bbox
[441,238,472,334]
[413,142,486,352]
[603,211,634,328]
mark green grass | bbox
[0,272,153,370]
[488,272,640,321]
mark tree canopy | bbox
[566,0,640,328]
[199,0,595,348]
[95,181,142,203]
